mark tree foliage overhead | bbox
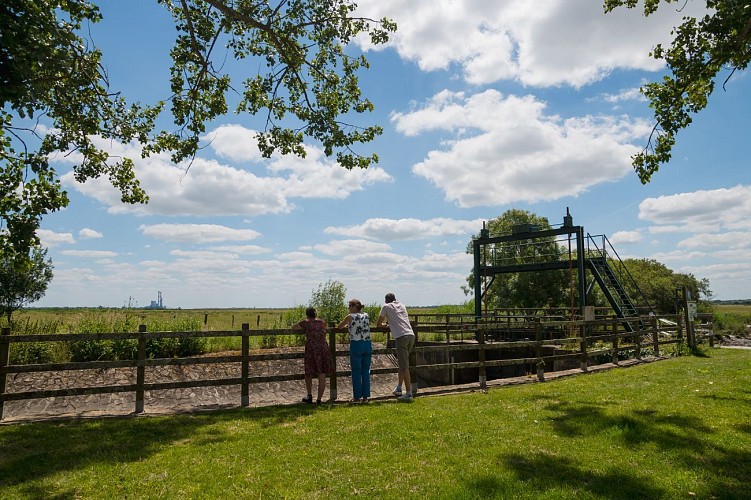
[604,0,751,183]
[0,245,54,323]
[464,209,570,310]
[0,0,395,255]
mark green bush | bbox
[110,339,138,360]
[713,312,749,336]
[9,341,56,365]
[64,312,206,361]
[5,319,65,364]
[68,337,112,362]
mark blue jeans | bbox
[349,340,372,399]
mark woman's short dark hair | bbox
[348,299,363,311]
[305,307,316,319]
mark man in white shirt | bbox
[377,293,415,402]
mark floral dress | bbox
[302,318,334,376]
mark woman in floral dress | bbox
[292,307,334,404]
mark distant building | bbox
[145,291,165,309]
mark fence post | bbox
[410,319,418,395]
[677,316,684,353]
[477,343,486,391]
[611,319,619,364]
[579,323,588,372]
[0,327,10,420]
[651,316,660,357]
[328,329,337,402]
[635,320,642,361]
[241,323,249,407]
[535,322,545,382]
[135,324,146,414]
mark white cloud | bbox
[207,245,270,255]
[647,225,688,235]
[139,224,261,243]
[601,87,648,104]
[271,144,393,199]
[678,231,751,251]
[57,129,392,216]
[325,217,484,241]
[650,250,709,263]
[38,229,75,247]
[313,239,392,257]
[609,230,642,245]
[356,0,706,87]
[61,250,118,258]
[79,228,103,239]
[392,89,648,207]
[639,185,751,232]
[202,124,265,162]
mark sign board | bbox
[687,302,697,322]
[584,306,595,321]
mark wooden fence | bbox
[0,313,709,420]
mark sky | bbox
[32,0,750,309]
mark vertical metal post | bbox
[473,237,483,323]
[135,324,146,414]
[241,323,249,407]
[576,226,587,311]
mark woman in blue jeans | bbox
[338,298,372,403]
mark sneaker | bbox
[392,387,402,397]
[397,394,413,403]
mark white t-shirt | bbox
[379,301,414,339]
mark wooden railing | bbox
[0,314,698,420]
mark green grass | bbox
[1,348,749,498]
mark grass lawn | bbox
[1,348,749,498]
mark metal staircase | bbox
[585,234,653,332]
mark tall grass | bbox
[7,311,207,364]
[712,304,751,336]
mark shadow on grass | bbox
[0,403,317,497]
[502,452,665,499]
[545,400,713,450]
[441,453,666,499]
[490,400,751,498]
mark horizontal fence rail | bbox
[0,313,711,420]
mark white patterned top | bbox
[347,312,371,341]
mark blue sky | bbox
[34,0,750,308]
